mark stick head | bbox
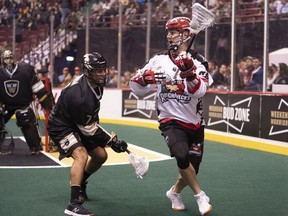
[128,152,149,179]
[191,3,216,34]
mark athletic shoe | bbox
[166,185,185,211]
[79,182,88,203]
[30,147,40,155]
[194,191,212,215]
[64,201,94,216]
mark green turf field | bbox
[0,121,287,216]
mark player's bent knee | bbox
[174,151,190,169]
[73,146,88,162]
[176,158,190,169]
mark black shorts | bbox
[48,121,110,160]
[159,120,205,168]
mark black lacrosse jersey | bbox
[0,63,41,110]
[48,75,105,138]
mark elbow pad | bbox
[38,92,54,110]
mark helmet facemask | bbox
[165,17,194,52]
[1,50,15,72]
[82,52,109,88]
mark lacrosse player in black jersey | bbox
[0,50,54,155]
[48,52,128,216]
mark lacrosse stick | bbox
[99,126,149,179]
[125,148,149,179]
[109,131,149,179]
[0,105,14,155]
[186,3,216,52]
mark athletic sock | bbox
[82,171,91,185]
[70,185,81,202]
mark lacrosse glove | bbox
[108,135,128,153]
[130,68,166,86]
[174,51,197,81]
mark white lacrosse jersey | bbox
[129,50,213,127]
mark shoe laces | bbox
[170,191,183,204]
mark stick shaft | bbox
[186,34,197,53]
[98,125,132,154]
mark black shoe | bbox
[79,182,88,203]
[64,201,93,216]
[30,147,40,155]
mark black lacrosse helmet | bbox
[82,52,109,87]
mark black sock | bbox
[82,171,91,185]
[70,185,81,202]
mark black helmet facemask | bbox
[82,52,109,87]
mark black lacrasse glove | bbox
[108,135,128,153]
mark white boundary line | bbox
[0,138,172,169]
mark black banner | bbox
[203,93,229,132]
[122,90,158,120]
[203,93,260,137]
[261,95,288,142]
[228,94,260,137]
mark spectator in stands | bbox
[58,66,73,87]
[106,66,117,84]
[59,0,72,25]
[65,11,79,30]
[27,12,38,30]
[0,5,9,19]
[124,1,138,26]
[267,64,279,91]
[242,56,254,88]
[91,1,103,14]
[49,4,61,29]
[9,1,19,16]
[18,2,29,15]
[276,0,288,16]
[273,62,288,85]
[219,63,231,88]
[73,66,82,79]
[120,70,131,88]
[34,12,47,27]
[178,2,190,14]
[244,56,263,91]
[1,5,12,26]
[208,59,225,89]
[106,70,119,88]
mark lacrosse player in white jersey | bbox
[129,17,213,216]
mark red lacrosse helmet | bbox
[165,17,194,38]
[165,17,194,51]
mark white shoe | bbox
[194,191,212,215]
[166,185,185,211]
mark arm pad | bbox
[38,92,54,110]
